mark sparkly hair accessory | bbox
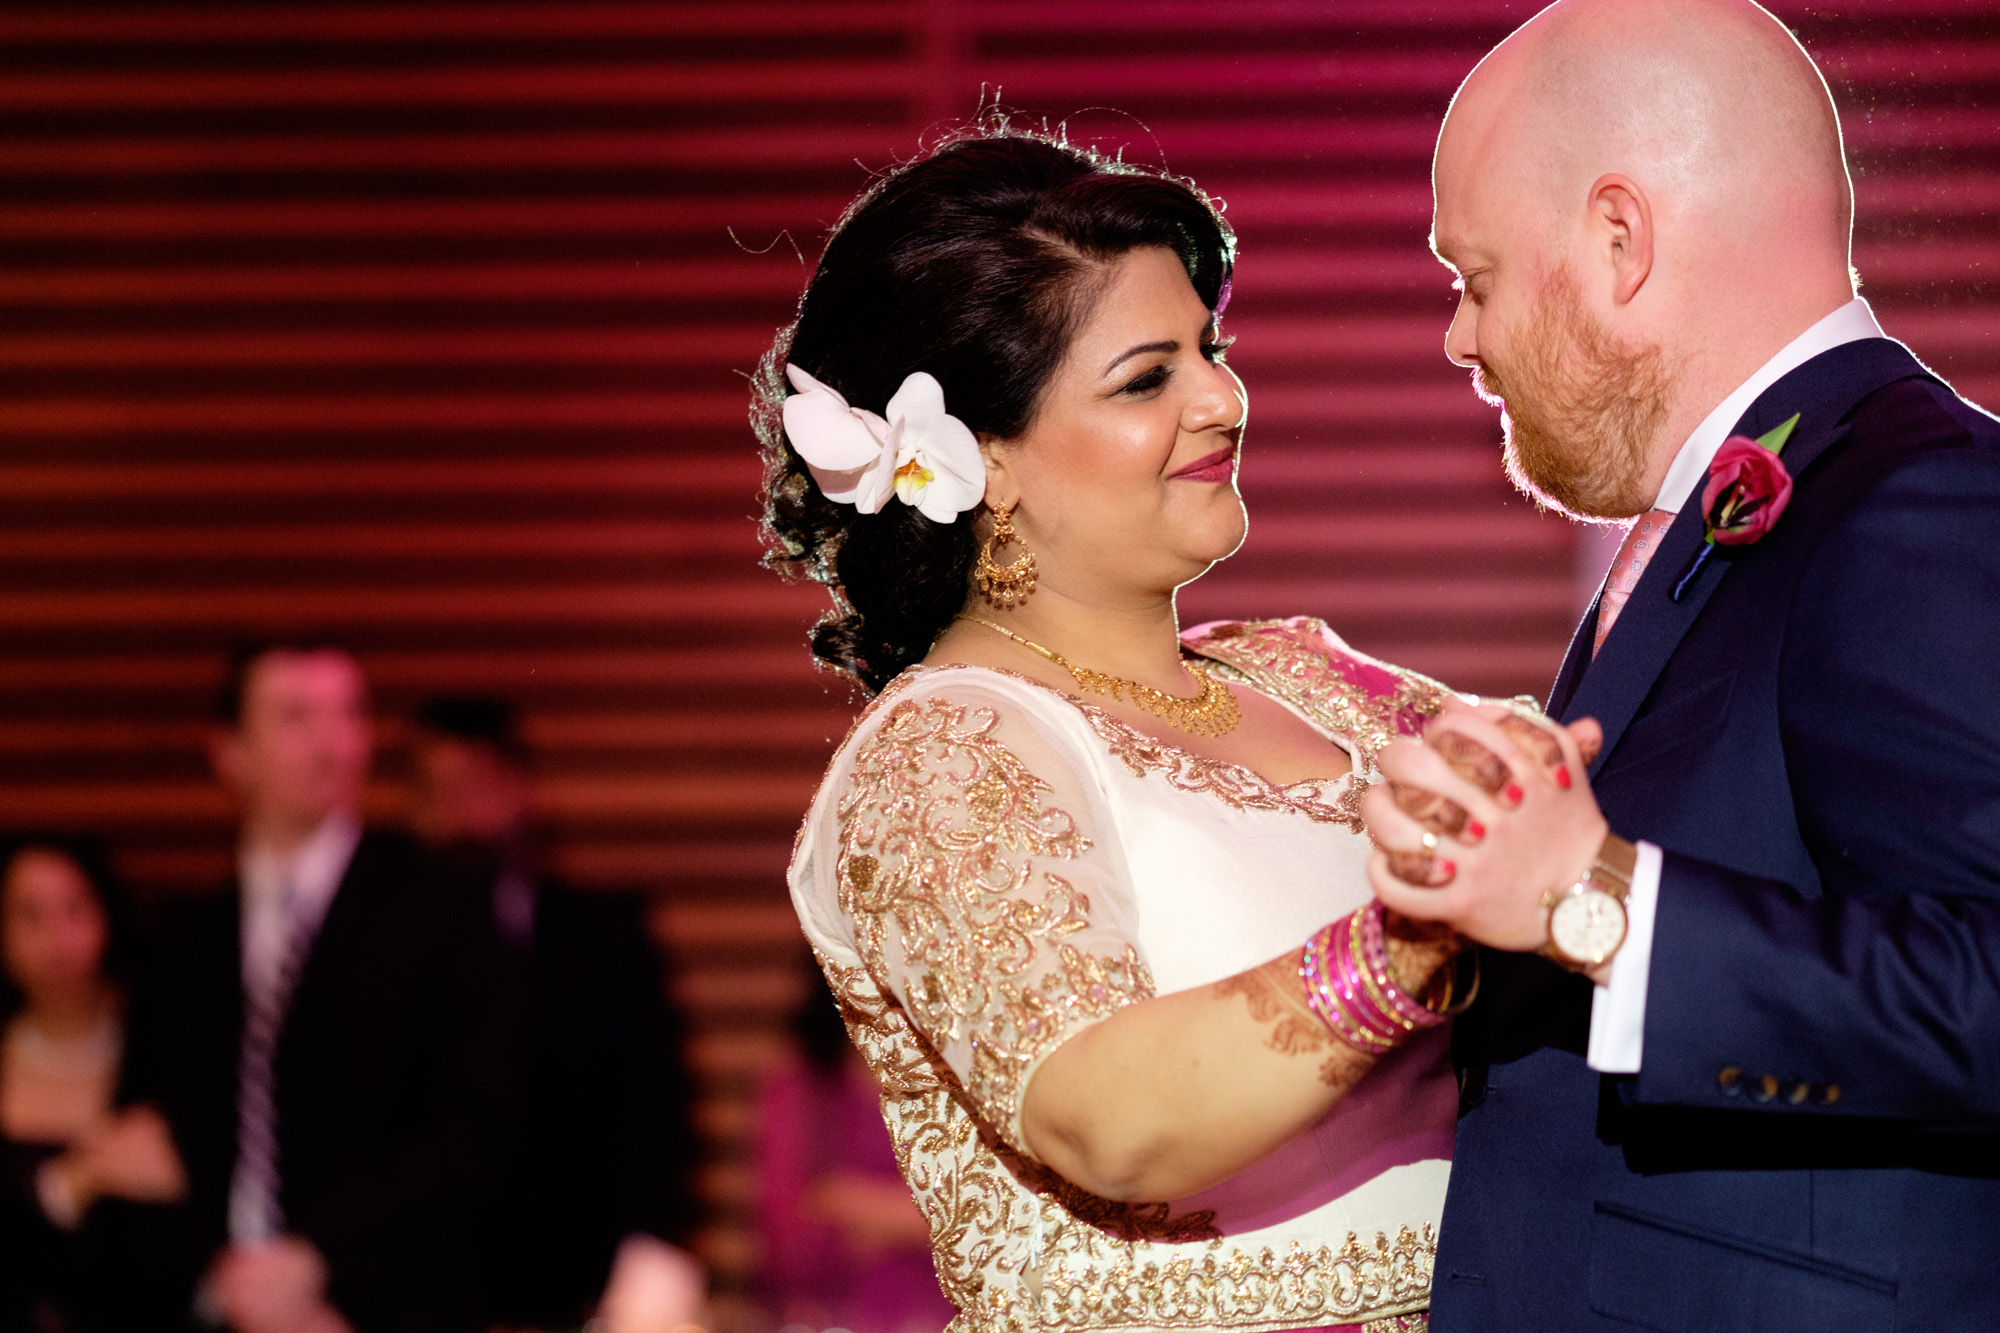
[781,363,985,523]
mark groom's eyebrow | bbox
[1104,340,1176,375]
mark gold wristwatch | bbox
[1540,840,1635,972]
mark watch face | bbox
[1551,889,1627,966]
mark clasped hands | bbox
[1362,699,1624,984]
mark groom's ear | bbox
[1588,173,1654,306]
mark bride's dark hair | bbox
[754,123,1235,693]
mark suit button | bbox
[1717,1066,1743,1096]
[1786,1080,1811,1105]
[1752,1074,1779,1103]
[1820,1083,1841,1106]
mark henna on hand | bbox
[1429,727,1514,795]
[1383,846,1455,888]
[1421,708,1582,807]
[1385,780,1473,888]
[1215,956,1372,1088]
[1495,713,1565,770]
[1382,912,1466,1009]
[1391,780,1469,837]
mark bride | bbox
[760,126,1481,1333]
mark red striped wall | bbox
[3,0,1995,1301]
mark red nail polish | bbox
[1437,861,1457,879]
[1466,820,1486,841]
[1503,782,1524,805]
[1555,766,1573,790]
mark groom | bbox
[1361,1,2000,1330]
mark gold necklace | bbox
[956,615,1241,737]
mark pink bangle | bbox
[1297,902,1448,1055]
[1353,901,1448,1035]
[1300,918,1398,1054]
[1334,909,1412,1041]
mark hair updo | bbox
[754,125,1235,694]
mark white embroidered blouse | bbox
[787,618,1465,1333]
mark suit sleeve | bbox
[1633,446,2000,1120]
[603,897,702,1247]
[307,870,525,1323]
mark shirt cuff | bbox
[1586,840,1663,1074]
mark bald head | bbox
[1441,0,1849,264]
[1432,0,1860,519]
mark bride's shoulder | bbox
[831,662,1085,761]
[1181,615,1469,749]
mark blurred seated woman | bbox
[0,838,191,1331]
[765,128,1504,1333]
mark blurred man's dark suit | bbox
[467,849,702,1328]
[123,830,518,1333]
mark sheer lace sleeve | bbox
[822,675,1151,1156]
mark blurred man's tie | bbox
[230,877,313,1243]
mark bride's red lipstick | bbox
[1169,444,1238,483]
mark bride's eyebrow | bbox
[1103,339,1176,376]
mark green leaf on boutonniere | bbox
[1755,412,1801,455]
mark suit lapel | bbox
[1547,593,1598,717]
[1559,338,1938,769]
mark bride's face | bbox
[984,244,1247,607]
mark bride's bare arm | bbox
[1020,926,1457,1202]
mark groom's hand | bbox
[1362,700,1612,958]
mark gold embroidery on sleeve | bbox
[835,694,1154,1145]
[819,951,1437,1333]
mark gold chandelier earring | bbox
[974,502,1038,608]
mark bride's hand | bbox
[1381,703,1600,886]
[1381,909,1467,1007]
[1364,701,1612,955]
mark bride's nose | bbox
[1185,360,1247,433]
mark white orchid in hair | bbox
[781,364,985,523]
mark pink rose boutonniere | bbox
[1671,412,1801,601]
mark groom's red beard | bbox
[1473,267,1675,521]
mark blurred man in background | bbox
[406,695,705,1333]
[123,644,517,1333]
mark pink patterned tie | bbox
[1592,508,1675,658]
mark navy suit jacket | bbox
[1434,339,2000,1332]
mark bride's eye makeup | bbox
[1114,331,1234,396]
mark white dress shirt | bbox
[227,811,361,1242]
[1585,298,1886,1074]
